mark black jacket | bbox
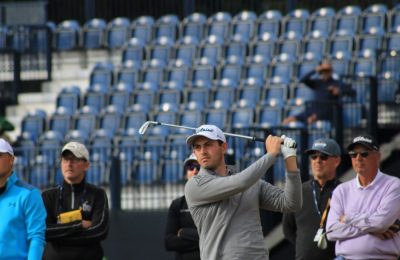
[165,196,200,260]
[42,179,109,260]
[282,179,340,260]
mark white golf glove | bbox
[280,135,297,159]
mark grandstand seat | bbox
[147,36,174,65]
[134,156,159,185]
[256,10,282,38]
[351,49,376,77]
[83,18,107,49]
[355,26,385,53]
[157,88,182,105]
[335,5,362,34]
[89,129,114,183]
[161,159,183,184]
[189,58,215,88]
[276,30,303,57]
[177,107,203,134]
[268,53,295,85]
[217,56,243,85]
[329,50,352,77]
[385,26,400,51]
[121,37,145,65]
[30,155,50,188]
[49,106,73,137]
[388,4,400,32]
[87,153,107,185]
[231,10,257,42]
[224,34,247,61]
[261,84,288,105]
[56,86,81,114]
[211,86,236,105]
[198,35,224,66]
[38,130,63,175]
[21,109,47,142]
[73,105,99,136]
[54,20,80,50]
[64,129,90,145]
[204,104,230,130]
[282,9,310,36]
[302,30,328,57]
[288,84,315,105]
[249,32,277,61]
[167,134,191,161]
[205,12,232,39]
[154,14,179,41]
[180,12,207,41]
[242,55,269,83]
[99,105,124,135]
[148,103,179,136]
[89,61,114,88]
[139,59,166,89]
[183,87,210,108]
[13,132,36,170]
[342,102,363,128]
[328,29,355,55]
[83,83,108,112]
[296,52,322,80]
[131,87,156,112]
[255,106,283,128]
[122,104,148,131]
[130,15,155,44]
[173,35,199,64]
[235,85,261,108]
[116,60,140,87]
[108,82,133,111]
[117,128,141,184]
[350,76,371,104]
[378,51,400,79]
[106,17,130,48]
[309,7,336,34]
[0,26,7,49]
[164,58,191,89]
[360,4,387,32]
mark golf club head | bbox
[138,121,158,135]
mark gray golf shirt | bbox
[185,153,302,260]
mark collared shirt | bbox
[355,170,382,189]
[326,170,400,259]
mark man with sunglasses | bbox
[283,138,341,260]
[165,153,201,260]
[42,141,109,260]
[326,135,400,259]
[184,125,302,260]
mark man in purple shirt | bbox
[326,134,400,259]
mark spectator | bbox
[42,141,109,260]
[326,134,400,259]
[283,60,356,125]
[165,153,201,260]
[0,138,46,259]
[184,124,302,259]
[283,138,342,260]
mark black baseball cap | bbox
[347,134,379,151]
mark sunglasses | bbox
[348,151,371,158]
[187,164,200,171]
[310,154,329,161]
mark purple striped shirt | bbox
[326,170,400,259]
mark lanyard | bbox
[311,181,333,228]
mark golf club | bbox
[139,121,297,148]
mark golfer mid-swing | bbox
[185,124,302,260]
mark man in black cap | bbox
[283,138,342,260]
[326,134,400,259]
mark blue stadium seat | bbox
[204,103,230,130]
[296,52,322,80]
[108,82,133,111]
[249,32,277,61]
[38,130,63,169]
[268,53,295,85]
[235,85,261,108]
[329,50,352,77]
[388,4,400,32]
[83,18,106,49]
[106,17,130,48]
[131,87,156,112]
[54,20,80,50]
[121,37,145,65]
[148,103,179,136]
[83,83,108,112]
[288,84,315,105]
[88,129,113,184]
[87,153,107,185]
[122,104,148,131]
[211,86,236,105]
[342,103,363,128]
[147,36,174,65]
[198,35,224,66]
[355,26,385,53]
[177,109,202,135]
[21,109,47,142]
[231,10,257,42]
[0,26,7,49]
[255,106,283,128]
[117,128,141,185]
[217,56,243,85]
[173,35,199,64]
[90,61,114,88]
[184,87,210,108]
[261,84,288,106]
[161,159,183,184]
[189,57,215,88]
[155,14,179,41]
[14,132,36,171]
[378,51,400,79]
[49,106,73,137]
[30,155,50,188]
[164,58,191,89]
[73,106,99,136]
[309,7,336,34]
[302,30,328,58]
[56,86,81,114]
[130,15,155,44]
[335,5,362,34]
[167,134,191,161]
[99,105,124,135]
[360,4,387,32]
[385,26,400,51]
[157,88,182,105]
[230,103,255,129]
[180,12,207,41]
[242,55,269,83]
[277,30,303,57]
[378,72,398,102]
[351,49,376,77]
[256,10,282,38]
[223,34,247,61]
[139,59,166,89]
[116,60,140,87]
[328,29,355,55]
[282,9,310,36]
[64,129,90,145]
[205,12,232,39]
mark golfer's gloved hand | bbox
[280,135,297,159]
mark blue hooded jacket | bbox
[0,171,46,259]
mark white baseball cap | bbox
[0,138,14,156]
[61,141,89,161]
[186,125,226,145]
